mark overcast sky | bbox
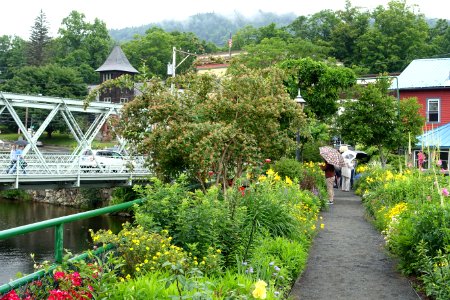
[1,0,446,39]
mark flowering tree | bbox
[113,65,306,190]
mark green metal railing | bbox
[0,198,144,295]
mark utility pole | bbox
[167,47,198,93]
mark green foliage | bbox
[92,223,223,278]
[0,189,32,201]
[387,203,450,274]
[358,165,450,297]
[79,188,104,209]
[416,243,450,300]
[114,67,305,188]
[272,158,303,180]
[110,186,140,206]
[250,236,309,284]
[279,57,356,121]
[356,1,430,73]
[10,250,123,299]
[1,63,87,98]
[27,10,51,66]
[338,77,422,167]
[133,170,321,269]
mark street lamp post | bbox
[295,88,306,162]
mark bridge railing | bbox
[0,153,149,175]
[0,198,144,295]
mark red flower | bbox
[238,186,246,196]
[0,290,20,300]
[69,272,82,287]
[53,271,65,281]
[265,159,271,163]
[48,289,72,300]
[208,171,214,177]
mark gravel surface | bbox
[289,189,421,300]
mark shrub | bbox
[272,158,303,181]
[91,223,223,278]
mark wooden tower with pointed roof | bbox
[96,45,138,104]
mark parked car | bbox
[79,149,133,172]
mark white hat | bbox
[339,145,348,153]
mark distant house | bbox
[195,51,243,77]
[396,58,450,131]
[395,58,450,167]
[95,45,139,104]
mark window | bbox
[102,73,112,81]
[103,97,111,103]
[120,98,128,104]
[427,98,440,123]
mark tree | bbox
[235,37,329,69]
[122,27,211,78]
[54,10,113,83]
[106,66,305,190]
[330,1,371,67]
[337,77,423,167]
[280,58,356,121]
[356,0,430,73]
[0,35,27,80]
[28,10,51,66]
[428,19,450,58]
[1,64,87,138]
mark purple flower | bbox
[442,188,449,196]
[269,261,274,266]
[274,291,280,296]
[274,266,280,272]
[242,261,247,266]
[245,267,254,273]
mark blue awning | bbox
[416,123,450,149]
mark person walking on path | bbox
[320,162,335,204]
[341,158,353,192]
[289,190,420,300]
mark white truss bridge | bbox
[0,92,152,190]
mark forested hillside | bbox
[109,11,297,45]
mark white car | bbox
[80,149,132,172]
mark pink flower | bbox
[265,159,271,163]
[442,188,449,196]
[70,272,82,286]
[53,271,65,281]
[437,160,442,166]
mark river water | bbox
[0,198,128,284]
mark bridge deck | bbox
[0,152,151,190]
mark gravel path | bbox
[289,189,421,300]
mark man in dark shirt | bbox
[321,162,335,204]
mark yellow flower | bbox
[258,175,267,182]
[246,173,252,179]
[216,249,221,254]
[144,259,149,263]
[285,176,293,185]
[266,169,275,176]
[135,267,140,272]
[320,223,325,229]
[311,224,316,230]
[252,280,267,299]
[274,174,281,181]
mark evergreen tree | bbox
[28,9,51,66]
